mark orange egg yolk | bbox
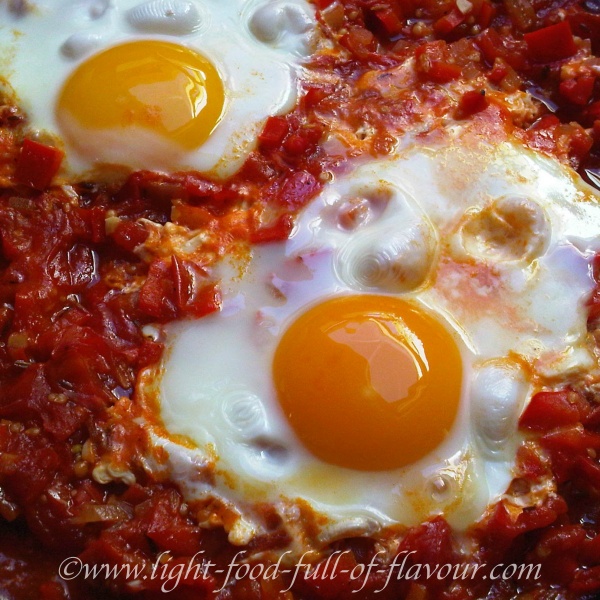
[272,295,462,471]
[56,40,225,151]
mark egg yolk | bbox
[56,40,224,151]
[273,295,462,471]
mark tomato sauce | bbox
[1,1,600,598]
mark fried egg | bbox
[0,0,316,177]
[144,129,600,546]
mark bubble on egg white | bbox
[64,0,111,22]
[345,222,436,292]
[126,0,203,35]
[335,185,437,293]
[88,0,110,19]
[241,435,291,479]
[428,473,454,503]
[222,389,269,439]
[60,32,104,59]
[248,0,316,56]
[458,195,550,263]
[470,361,528,460]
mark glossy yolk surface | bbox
[56,40,225,150]
[273,295,463,471]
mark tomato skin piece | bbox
[342,25,377,59]
[14,139,63,190]
[519,390,580,432]
[524,21,578,63]
[172,256,222,318]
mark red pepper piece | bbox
[519,390,580,431]
[258,116,290,150]
[456,90,489,118]
[560,76,595,105]
[524,21,577,63]
[434,8,466,36]
[15,139,63,190]
[375,7,404,37]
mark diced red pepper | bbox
[488,58,510,84]
[477,1,495,29]
[15,139,63,190]
[258,116,290,150]
[516,444,547,479]
[541,425,600,454]
[171,203,216,230]
[456,90,489,118]
[374,7,404,37]
[575,455,600,488]
[536,524,586,555]
[434,8,466,36]
[560,76,596,105]
[519,390,580,431]
[571,565,600,593]
[524,21,578,63]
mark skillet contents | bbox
[1,1,600,599]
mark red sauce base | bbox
[2,1,600,598]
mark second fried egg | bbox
[148,130,600,545]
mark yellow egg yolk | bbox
[272,295,463,471]
[56,40,225,151]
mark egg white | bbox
[0,0,317,178]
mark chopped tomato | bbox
[415,41,462,83]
